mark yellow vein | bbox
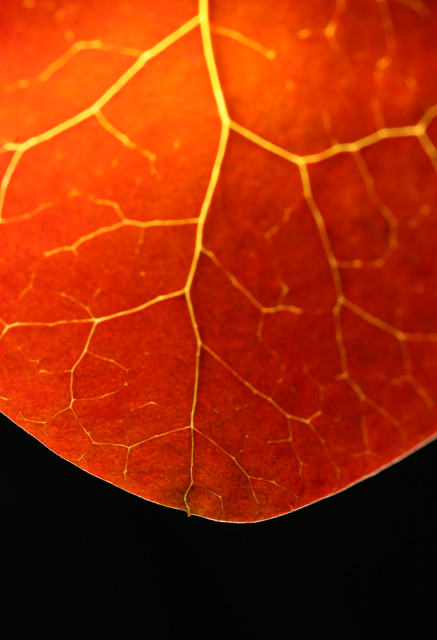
[210,25,276,59]
[183,0,230,514]
[230,103,437,167]
[4,40,145,93]
[0,14,201,220]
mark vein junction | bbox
[0,0,436,519]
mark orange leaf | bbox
[1,0,436,522]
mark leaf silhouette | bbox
[0,0,436,522]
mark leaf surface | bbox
[1,0,436,522]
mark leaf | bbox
[0,0,436,523]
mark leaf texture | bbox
[0,0,436,522]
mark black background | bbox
[2,411,436,637]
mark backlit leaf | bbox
[1,0,436,522]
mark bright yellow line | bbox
[0,15,201,220]
[183,0,230,514]
[211,25,276,59]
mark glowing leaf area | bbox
[0,0,436,522]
